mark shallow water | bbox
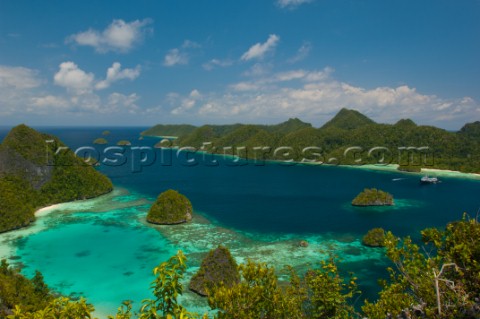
[1,127,479,317]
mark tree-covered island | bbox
[189,246,240,297]
[146,189,193,225]
[142,108,480,173]
[352,188,394,206]
[0,124,113,233]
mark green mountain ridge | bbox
[320,108,376,130]
[146,108,480,173]
[0,124,113,233]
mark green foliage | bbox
[320,108,376,130]
[208,260,304,319]
[7,215,480,318]
[139,109,480,173]
[397,164,422,172]
[0,260,53,316]
[458,121,480,139]
[363,214,480,318]
[8,297,95,319]
[394,119,417,128]
[102,130,111,136]
[189,246,240,296]
[362,228,386,247]
[0,176,37,232]
[351,188,394,206]
[302,259,360,319]
[264,118,312,135]
[0,124,51,165]
[0,125,113,232]
[93,137,108,144]
[147,190,193,225]
[209,257,359,319]
[142,124,197,137]
[39,159,113,203]
[108,301,133,319]
[139,251,198,319]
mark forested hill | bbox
[0,124,113,233]
[144,108,480,173]
[141,124,197,137]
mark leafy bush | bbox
[8,215,480,318]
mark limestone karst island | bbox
[1,1,480,318]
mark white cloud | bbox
[107,92,140,113]
[163,48,189,67]
[230,82,261,92]
[0,63,143,117]
[242,63,274,77]
[30,95,69,108]
[232,67,333,91]
[202,58,233,71]
[0,65,42,89]
[165,67,480,128]
[170,89,202,115]
[288,42,312,63]
[182,40,201,49]
[277,0,314,9]
[164,39,201,67]
[53,61,140,92]
[241,34,280,61]
[53,61,95,93]
[67,19,152,53]
[96,62,141,90]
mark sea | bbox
[0,126,479,317]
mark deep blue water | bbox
[39,127,480,237]
[1,126,480,316]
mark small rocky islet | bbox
[146,189,193,225]
[351,188,394,207]
[189,246,240,296]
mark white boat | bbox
[420,176,439,184]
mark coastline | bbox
[143,134,178,139]
[34,203,63,217]
[170,148,480,181]
[0,204,63,260]
[341,163,480,180]
[0,189,121,261]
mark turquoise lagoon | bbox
[1,127,480,317]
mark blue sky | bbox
[0,0,479,129]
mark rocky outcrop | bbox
[352,188,394,206]
[0,124,113,233]
[146,190,193,225]
[362,228,386,247]
[189,246,240,296]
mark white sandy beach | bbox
[345,163,480,180]
[0,189,125,261]
[0,204,63,260]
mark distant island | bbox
[362,228,387,247]
[146,189,193,225]
[142,124,197,137]
[352,188,394,206]
[116,140,132,146]
[93,137,108,144]
[0,124,113,233]
[142,109,480,173]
